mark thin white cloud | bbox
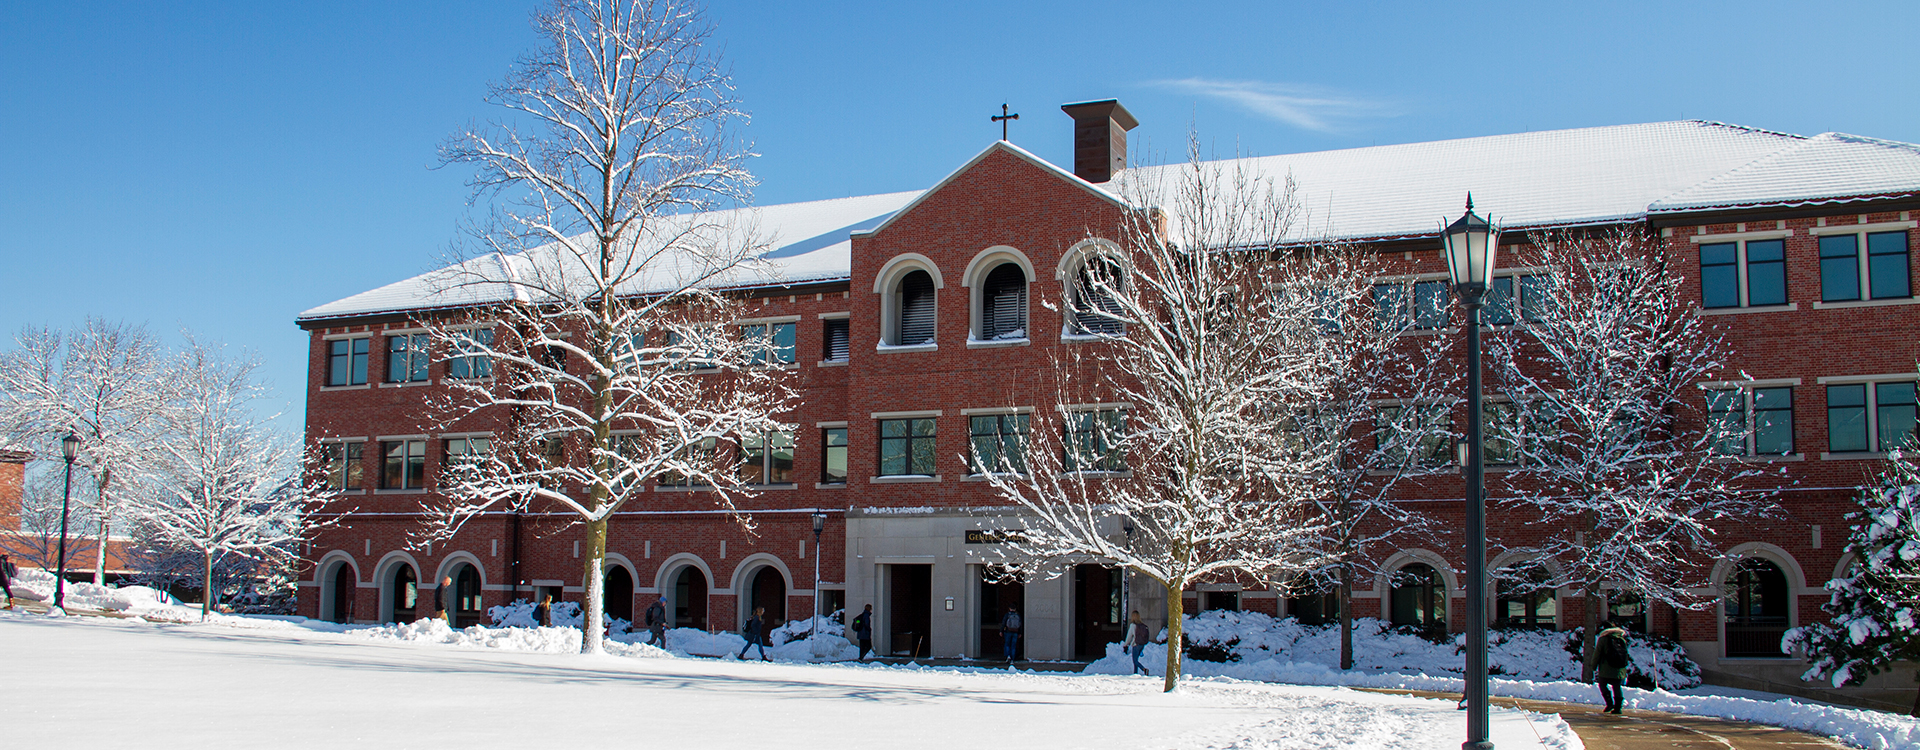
[1152,78,1389,133]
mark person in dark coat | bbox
[738,606,769,660]
[1001,605,1023,662]
[1590,621,1631,714]
[1,554,15,609]
[644,597,668,648]
[851,604,874,660]
[434,576,452,621]
[1125,610,1151,675]
[534,594,554,627]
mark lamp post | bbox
[55,433,81,612]
[1442,196,1499,750]
[811,511,827,641]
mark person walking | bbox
[0,554,15,609]
[1001,605,1023,662]
[1590,620,1631,714]
[1125,610,1151,675]
[739,606,769,661]
[534,594,554,627]
[851,604,874,660]
[434,576,452,621]
[644,596,668,648]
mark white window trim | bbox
[960,406,1034,416]
[873,253,942,347]
[1689,229,1793,243]
[872,410,941,420]
[439,431,495,440]
[317,436,369,444]
[1697,378,1803,390]
[735,315,802,325]
[962,245,1036,344]
[322,332,372,341]
[376,434,430,442]
[1059,402,1130,412]
[1808,221,1917,236]
[1815,373,1919,385]
[1696,235,1791,310]
[817,311,851,320]
[1813,297,1920,310]
[1817,377,1918,454]
[870,474,941,484]
[816,421,849,429]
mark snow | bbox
[0,609,1579,750]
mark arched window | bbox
[892,270,936,346]
[1071,257,1126,335]
[672,565,709,630]
[1494,565,1555,629]
[1725,558,1789,657]
[387,563,418,623]
[978,263,1028,340]
[1389,563,1446,633]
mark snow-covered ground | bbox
[0,608,1575,750]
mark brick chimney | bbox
[1060,99,1139,184]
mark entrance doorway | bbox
[324,561,355,623]
[748,567,788,630]
[387,563,418,623]
[604,566,634,624]
[449,563,483,627]
[1073,564,1124,659]
[672,566,709,631]
[977,566,1023,660]
[887,564,932,658]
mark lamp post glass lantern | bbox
[1442,196,1499,750]
[56,433,81,611]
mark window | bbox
[539,344,569,374]
[1069,257,1127,335]
[1820,230,1910,303]
[1707,387,1794,456]
[327,337,369,386]
[1374,280,1450,330]
[381,440,426,490]
[447,328,493,379]
[1064,409,1126,472]
[1389,563,1446,633]
[968,413,1029,474]
[658,437,717,487]
[889,270,937,346]
[322,442,364,490]
[822,319,849,362]
[1376,404,1453,468]
[1724,559,1789,657]
[386,333,430,383]
[821,428,848,484]
[444,436,490,470]
[737,431,794,485]
[1484,274,1553,327]
[977,263,1028,340]
[877,418,936,476]
[1828,381,1918,453]
[1484,401,1557,465]
[1699,239,1786,309]
[1495,566,1556,629]
[741,322,796,366]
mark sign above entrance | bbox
[965,530,1024,544]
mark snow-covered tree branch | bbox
[425,0,793,654]
[1488,229,1776,676]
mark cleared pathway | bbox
[1365,689,1851,750]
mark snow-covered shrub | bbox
[768,609,845,646]
[1559,627,1699,689]
[486,599,629,634]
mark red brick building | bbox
[297,102,1919,704]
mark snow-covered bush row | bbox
[350,618,669,658]
[1098,609,1699,688]
[487,599,631,634]
[346,614,862,663]
[6,567,205,621]
[768,609,846,646]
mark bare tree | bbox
[0,318,169,583]
[1489,230,1775,678]
[426,0,793,654]
[983,140,1370,691]
[128,341,323,620]
[1293,316,1455,670]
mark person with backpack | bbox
[739,606,769,661]
[851,604,874,659]
[533,594,554,627]
[1001,605,1023,662]
[644,596,668,648]
[0,554,15,609]
[1591,621,1631,714]
[1125,610,1151,675]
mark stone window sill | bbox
[871,474,941,484]
[1812,297,1920,310]
[1699,303,1798,315]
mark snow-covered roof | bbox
[300,120,1920,322]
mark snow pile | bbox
[487,599,631,634]
[1109,610,1697,688]
[5,567,205,621]
[350,617,671,659]
[639,625,859,662]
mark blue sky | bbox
[2,0,1916,429]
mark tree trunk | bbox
[1580,582,1602,683]
[1339,562,1354,671]
[93,511,111,585]
[201,550,214,621]
[580,517,609,654]
[1163,577,1185,692]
